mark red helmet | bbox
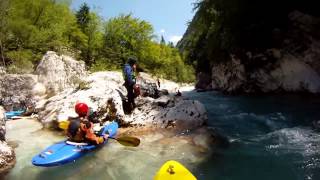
[75,103,89,117]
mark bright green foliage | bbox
[0,0,9,67]
[6,50,34,74]
[0,1,194,82]
[2,0,81,72]
[92,14,194,82]
[101,14,154,67]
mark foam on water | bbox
[261,127,320,156]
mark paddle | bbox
[109,136,140,147]
[58,120,70,130]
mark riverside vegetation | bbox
[0,0,194,83]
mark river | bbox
[4,90,320,180]
[184,91,320,180]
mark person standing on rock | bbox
[157,78,160,88]
[123,57,137,111]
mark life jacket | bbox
[67,120,85,142]
[123,64,136,85]
[67,119,104,144]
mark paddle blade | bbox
[59,121,70,130]
[113,136,140,147]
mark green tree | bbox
[102,14,154,68]
[2,0,81,72]
[76,3,90,32]
[92,14,194,82]
[75,4,103,65]
[0,0,10,67]
[160,35,166,45]
[168,42,175,48]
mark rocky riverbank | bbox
[0,106,16,177]
[0,51,218,175]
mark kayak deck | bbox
[154,160,197,180]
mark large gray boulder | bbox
[0,106,15,176]
[137,73,159,98]
[137,72,181,97]
[0,141,15,176]
[0,74,40,110]
[36,51,87,96]
[38,72,126,127]
[38,71,207,131]
[126,96,207,130]
[0,106,5,141]
[0,66,5,75]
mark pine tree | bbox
[76,3,90,31]
[160,35,166,45]
[168,42,175,48]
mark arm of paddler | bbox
[80,122,109,144]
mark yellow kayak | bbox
[154,160,197,180]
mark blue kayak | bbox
[32,121,118,167]
[5,110,25,119]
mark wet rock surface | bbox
[0,106,5,141]
[0,106,16,176]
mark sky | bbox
[71,0,196,44]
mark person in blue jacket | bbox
[123,57,137,111]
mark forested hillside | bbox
[0,0,194,82]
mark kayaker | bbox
[175,90,182,97]
[123,57,137,111]
[67,118,109,144]
[74,102,99,123]
[67,103,109,144]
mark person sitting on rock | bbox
[123,57,138,111]
[67,102,109,144]
[175,90,182,97]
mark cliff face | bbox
[212,11,320,93]
[178,1,320,94]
